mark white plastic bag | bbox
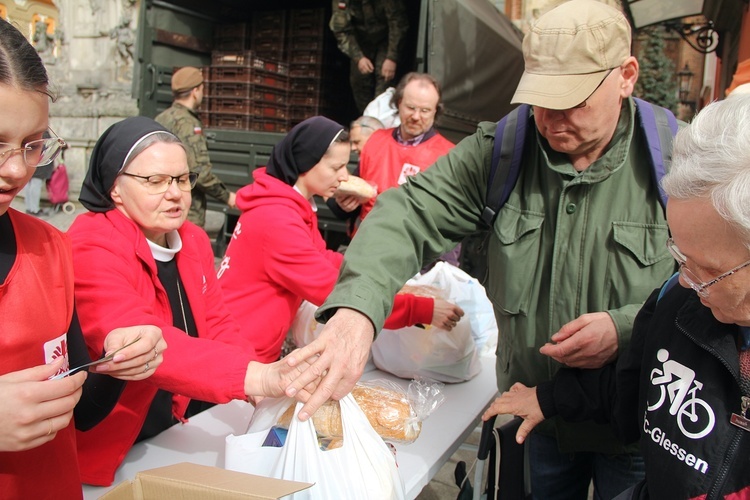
[417,262,498,355]
[363,87,400,128]
[371,320,480,383]
[372,262,497,382]
[290,300,323,349]
[226,395,405,500]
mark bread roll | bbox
[335,175,377,200]
[397,283,444,299]
[277,384,421,443]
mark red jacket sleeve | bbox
[383,293,433,329]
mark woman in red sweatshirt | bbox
[218,116,464,363]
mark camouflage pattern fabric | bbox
[330,0,408,112]
[155,103,230,227]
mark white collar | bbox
[148,231,183,262]
[293,185,318,212]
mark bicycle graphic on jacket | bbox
[647,349,716,439]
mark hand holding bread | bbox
[334,175,377,201]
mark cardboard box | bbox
[99,462,313,499]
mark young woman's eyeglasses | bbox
[666,237,750,298]
[120,172,198,195]
[0,129,67,168]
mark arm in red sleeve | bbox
[383,294,433,329]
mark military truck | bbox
[134,0,524,254]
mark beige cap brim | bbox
[511,69,610,110]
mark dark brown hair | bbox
[0,18,52,98]
[390,72,444,119]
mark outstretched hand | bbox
[539,312,618,368]
[283,308,374,421]
[482,382,544,444]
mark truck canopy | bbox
[134,0,524,250]
[136,0,524,139]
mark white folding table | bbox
[82,355,498,499]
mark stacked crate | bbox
[249,10,290,132]
[213,22,250,51]
[251,11,286,62]
[205,50,290,133]
[195,9,353,132]
[287,8,335,126]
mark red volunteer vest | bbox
[0,209,80,499]
[358,128,454,220]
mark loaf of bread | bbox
[335,175,377,200]
[277,384,421,443]
[397,283,443,299]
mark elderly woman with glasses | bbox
[481,95,750,499]
[0,19,166,499]
[68,117,318,487]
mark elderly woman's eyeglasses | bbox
[0,129,67,168]
[120,172,198,195]
[666,237,750,298]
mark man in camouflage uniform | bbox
[329,0,409,113]
[155,66,236,227]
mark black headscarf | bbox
[266,116,344,186]
[79,116,175,213]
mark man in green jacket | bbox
[329,0,408,113]
[286,2,677,499]
[155,67,235,227]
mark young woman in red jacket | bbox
[70,116,319,486]
[0,19,166,499]
[218,116,464,363]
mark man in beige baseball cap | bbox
[286,1,680,500]
[512,0,632,110]
[155,66,236,227]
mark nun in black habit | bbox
[216,116,464,367]
[68,117,316,484]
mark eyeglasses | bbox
[0,129,67,168]
[569,68,616,110]
[120,172,198,195]
[401,104,436,117]
[666,237,750,298]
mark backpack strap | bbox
[657,272,681,302]
[481,104,531,227]
[633,97,679,209]
[482,99,677,227]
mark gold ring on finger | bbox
[47,419,53,436]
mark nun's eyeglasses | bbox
[0,129,67,169]
[120,172,198,195]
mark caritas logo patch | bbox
[44,332,69,377]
